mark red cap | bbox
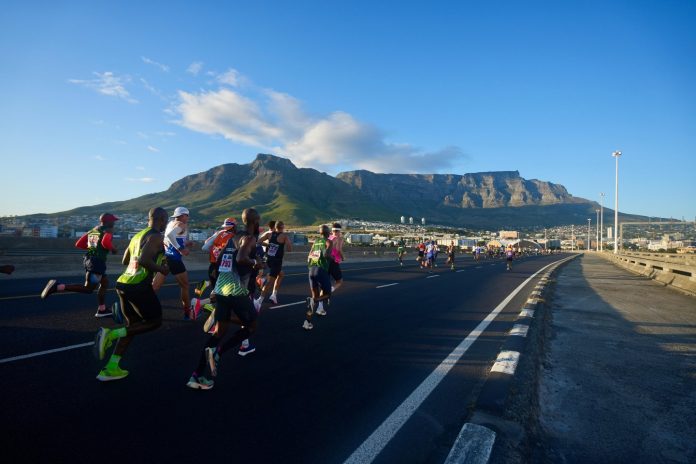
[100,213,119,223]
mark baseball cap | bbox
[221,217,236,228]
[171,206,190,218]
[99,213,119,223]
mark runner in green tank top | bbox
[303,224,333,330]
[93,207,170,382]
[40,213,120,318]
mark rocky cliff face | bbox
[336,169,580,209]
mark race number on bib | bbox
[267,243,279,257]
[219,253,233,273]
[124,256,139,275]
[87,234,100,248]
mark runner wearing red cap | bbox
[41,213,120,317]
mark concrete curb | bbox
[444,254,578,463]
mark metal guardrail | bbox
[600,251,696,296]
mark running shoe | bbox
[202,303,215,312]
[256,276,266,288]
[93,328,113,360]
[302,320,314,330]
[96,366,129,382]
[253,297,262,312]
[190,298,202,320]
[206,347,219,377]
[194,280,209,297]
[316,305,327,317]
[186,374,214,390]
[41,279,57,299]
[269,293,278,305]
[94,307,111,318]
[203,309,216,334]
[238,342,256,356]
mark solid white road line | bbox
[426,275,439,279]
[270,301,305,309]
[376,283,399,289]
[0,342,94,364]
[456,270,466,273]
[343,256,573,464]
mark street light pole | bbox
[595,209,600,251]
[600,192,605,252]
[612,151,622,254]
[587,218,591,251]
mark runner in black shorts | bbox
[256,221,292,306]
[93,207,170,381]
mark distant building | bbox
[499,230,519,240]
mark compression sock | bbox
[106,354,121,369]
[108,327,127,341]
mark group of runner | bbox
[414,239,457,271]
[40,207,345,389]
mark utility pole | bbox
[587,218,592,251]
[596,209,600,251]
[600,192,605,251]
[612,151,622,254]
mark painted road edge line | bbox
[343,256,569,464]
[0,342,94,364]
[376,283,399,289]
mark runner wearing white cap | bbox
[152,206,197,319]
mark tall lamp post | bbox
[595,209,600,251]
[587,218,592,251]
[600,192,605,251]
[612,151,622,254]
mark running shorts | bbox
[309,266,331,294]
[167,259,187,275]
[267,260,283,278]
[84,256,106,275]
[214,293,258,325]
[328,260,342,282]
[115,284,162,324]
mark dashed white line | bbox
[490,350,520,375]
[376,283,399,289]
[510,324,529,337]
[270,301,305,309]
[456,270,466,273]
[426,275,439,279]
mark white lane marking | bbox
[270,301,305,309]
[376,283,399,289]
[490,350,521,375]
[0,342,94,364]
[510,324,529,337]
[520,308,535,318]
[343,255,574,464]
[475,266,483,269]
[456,270,466,273]
[426,275,439,279]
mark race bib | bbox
[124,256,139,276]
[219,253,233,273]
[87,234,100,249]
[267,243,279,257]
[309,249,322,259]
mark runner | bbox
[92,207,170,381]
[255,220,292,306]
[152,206,196,319]
[446,241,456,270]
[396,239,406,267]
[191,217,237,317]
[425,239,435,272]
[417,242,425,269]
[506,245,514,271]
[41,213,119,318]
[303,224,333,329]
[186,208,263,390]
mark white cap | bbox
[171,206,190,218]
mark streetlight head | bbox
[612,150,622,157]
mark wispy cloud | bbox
[175,81,467,173]
[217,68,241,87]
[126,177,156,183]
[147,145,160,153]
[94,155,107,161]
[68,72,138,103]
[141,56,169,72]
[187,61,203,76]
[140,78,165,99]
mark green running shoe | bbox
[93,327,113,360]
[96,366,129,382]
[186,374,214,390]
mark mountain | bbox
[54,153,646,228]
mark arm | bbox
[75,234,89,250]
[281,233,293,252]
[201,230,222,252]
[258,230,272,245]
[165,223,190,256]
[101,232,118,254]
[121,247,131,266]
[140,234,169,275]
[236,235,262,270]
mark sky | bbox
[1,0,695,221]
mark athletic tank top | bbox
[117,227,164,286]
[209,230,235,264]
[85,226,109,261]
[266,231,285,262]
[164,221,187,261]
[213,236,248,297]
[308,237,328,270]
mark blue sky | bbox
[1,1,694,221]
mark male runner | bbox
[93,207,170,381]
[152,206,195,319]
[303,225,333,329]
[41,213,119,317]
[506,245,514,271]
[187,208,263,390]
[425,239,435,272]
[417,242,425,269]
[256,220,292,306]
[397,239,406,266]
[192,217,237,313]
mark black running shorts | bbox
[214,293,257,325]
[167,259,187,275]
[115,284,162,324]
[267,260,283,278]
[328,260,342,282]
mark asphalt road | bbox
[0,253,567,463]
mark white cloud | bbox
[217,68,241,87]
[140,78,165,99]
[187,61,203,75]
[94,155,107,161]
[141,56,169,72]
[147,145,160,152]
[126,177,156,183]
[175,83,467,173]
[69,72,138,103]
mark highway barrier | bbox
[600,251,696,297]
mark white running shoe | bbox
[269,293,278,304]
[302,320,313,330]
[316,307,327,316]
[253,297,262,312]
